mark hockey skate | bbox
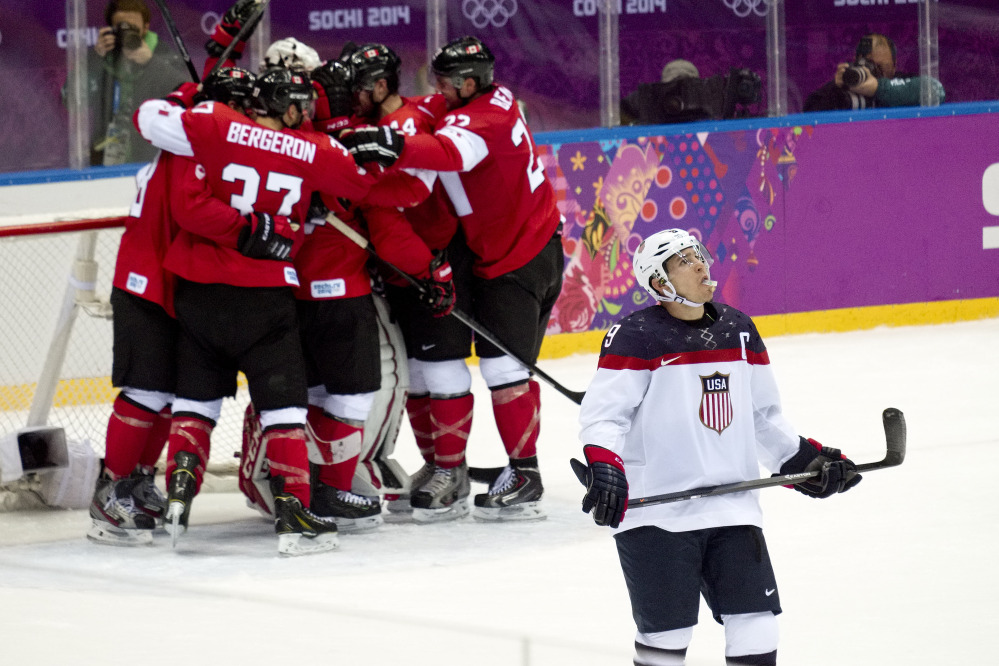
[87,472,156,546]
[384,461,434,518]
[129,467,167,526]
[472,459,546,522]
[410,463,470,523]
[312,480,383,533]
[165,451,200,547]
[272,477,339,556]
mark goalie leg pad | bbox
[239,403,273,516]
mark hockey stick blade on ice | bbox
[324,213,586,405]
[625,407,906,509]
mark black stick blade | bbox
[881,407,906,467]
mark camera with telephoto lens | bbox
[628,67,762,124]
[841,57,882,89]
[112,22,143,52]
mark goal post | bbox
[0,217,246,502]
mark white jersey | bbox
[578,302,801,533]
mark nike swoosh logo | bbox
[660,356,681,366]
[765,588,776,597]
[421,344,436,351]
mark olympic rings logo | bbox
[723,0,770,18]
[201,12,222,35]
[462,0,518,29]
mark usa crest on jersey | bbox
[699,372,733,434]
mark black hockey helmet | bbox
[199,67,256,110]
[251,67,315,119]
[431,36,495,90]
[348,43,401,93]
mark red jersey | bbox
[396,84,562,279]
[381,95,459,252]
[112,151,254,315]
[134,99,376,287]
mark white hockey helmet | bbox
[633,228,714,306]
[261,37,321,73]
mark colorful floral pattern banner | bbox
[540,111,999,334]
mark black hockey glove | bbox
[206,0,264,57]
[570,445,629,528]
[237,212,295,261]
[311,60,354,134]
[416,251,455,317]
[339,126,405,168]
[778,437,862,499]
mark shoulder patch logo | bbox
[699,372,733,434]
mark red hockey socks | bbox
[308,410,363,492]
[491,380,540,461]
[103,394,158,479]
[263,426,312,506]
[137,407,171,470]
[164,415,213,493]
[406,393,435,464]
[430,392,474,468]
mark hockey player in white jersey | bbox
[575,228,862,666]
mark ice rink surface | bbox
[1,318,997,665]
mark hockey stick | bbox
[324,213,587,405]
[205,0,270,81]
[150,0,200,82]
[625,407,906,509]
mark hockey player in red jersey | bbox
[344,43,482,523]
[374,36,564,521]
[133,66,399,555]
[575,228,862,665]
[88,0,287,546]
[291,57,456,529]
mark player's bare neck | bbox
[380,94,403,118]
[256,116,283,131]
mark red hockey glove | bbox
[237,212,296,261]
[416,252,455,317]
[311,60,354,134]
[339,126,405,168]
[570,445,629,528]
[778,437,862,499]
[205,0,263,58]
[164,82,201,109]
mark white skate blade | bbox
[412,500,470,524]
[472,502,547,522]
[86,519,153,546]
[165,502,186,548]
[332,514,384,534]
[278,532,340,556]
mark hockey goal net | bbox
[0,217,247,485]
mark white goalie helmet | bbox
[633,228,714,306]
[261,37,321,73]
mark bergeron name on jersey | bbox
[225,121,318,164]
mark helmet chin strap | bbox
[654,277,716,308]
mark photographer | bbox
[621,61,762,126]
[804,33,945,112]
[64,0,187,165]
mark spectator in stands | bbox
[804,33,945,112]
[63,0,188,166]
